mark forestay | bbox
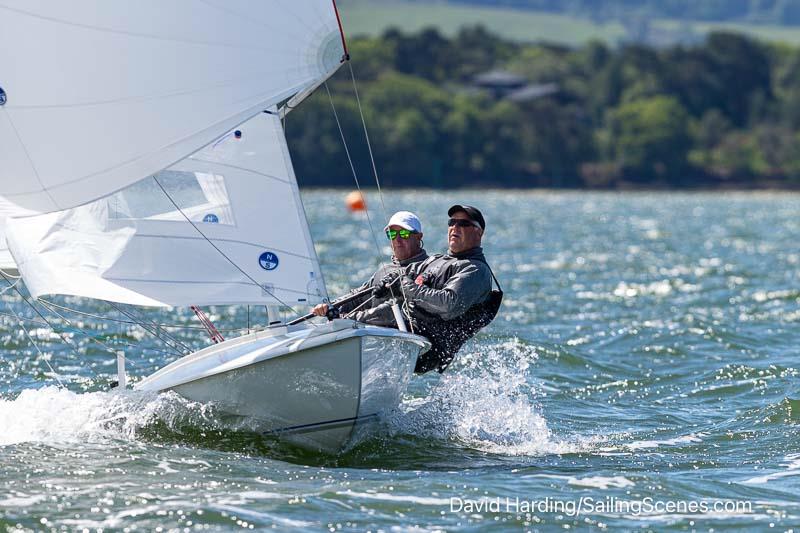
[0,0,345,213]
[5,112,327,307]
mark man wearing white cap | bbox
[311,211,428,323]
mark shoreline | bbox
[299,182,800,192]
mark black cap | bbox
[448,204,485,230]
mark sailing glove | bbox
[372,271,401,298]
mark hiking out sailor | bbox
[399,204,503,374]
[311,211,428,324]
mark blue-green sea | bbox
[2,191,800,531]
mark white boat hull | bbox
[135,320,429,453]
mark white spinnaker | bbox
[0,0,345,213]
[0,198,36,274]
[6,112,327,307]
[0,237,15,273]
[0,227,17,273]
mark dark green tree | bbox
[601,96,691,181]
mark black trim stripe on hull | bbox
[264,413,378,436]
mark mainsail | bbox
[0,0,345,213]
[6,112,327,307]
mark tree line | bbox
[287,26,800,188]
[445,0,800,26]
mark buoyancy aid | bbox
[410,257,503,373]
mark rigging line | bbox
[36,299,140,367]
[108,302,183,353]
[324,81,408,322]
[3,300,64,388]
[119,302,197,355]
[0,271,85,368]
[324,82,385,260]
[340,294,376,319]
[1,303,184,358]
[151,176,300,316]
[2,310,179,359]
[0,309,50,326]
[107,302,190,356]
[106,301,185,352]
[347,61,388,220]
[0,275,21,296]
[0,305,149,354]
[0,306,221,354]
[346,63,416,333]
[35,299,242,331]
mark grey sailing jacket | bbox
[400,246,493,323]
[338,250,429,320]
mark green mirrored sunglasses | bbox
[386,229,417,240]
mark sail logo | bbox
[258,251,279,271]
[202,213,219,223]
[0,87,6,106]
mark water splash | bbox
[0,386,214,446]
[388,338,582,455]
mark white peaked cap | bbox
[383,211,423,233]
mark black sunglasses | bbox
[448,218,481,229]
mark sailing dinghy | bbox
[0,1,430,453]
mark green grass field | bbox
[338,0,800,46]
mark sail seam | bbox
[105,277,312,296]
[0,4,308,51]
[15,218,315,262]
[9,74,312,110]
[152,176,299,312]
[1,110,60,210]
[184,160,292,185]
[16,84,309,203]
[197,0,318,45]
[125,234,315,262]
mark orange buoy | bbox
[345,190,366,212]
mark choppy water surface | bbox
[2,191,800,531]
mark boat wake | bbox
[388,337,584,456]
[0,386,216,447]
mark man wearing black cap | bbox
[398,204,501,373]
